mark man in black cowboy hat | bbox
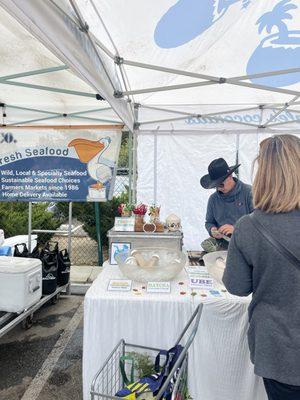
[200,158,253,252]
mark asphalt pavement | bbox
[0,295,83,400]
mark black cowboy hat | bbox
[200,158,240,189]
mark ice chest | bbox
[107,229,183,262]
[0,256,42,313]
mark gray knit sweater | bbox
[223,209,300,385]
[205,179,253,235]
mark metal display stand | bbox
[107,228,183,265]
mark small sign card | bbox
[185,265,202,274]
[185,265,210,277]
[147,282,171,294]
[189,275,214,290]
[108,279,132,292]
[114,217,135,232]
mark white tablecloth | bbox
[83,265,267,400]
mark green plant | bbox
[118,131,129,168]
[127,352,156,378]
[0,202,60,243]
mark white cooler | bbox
[0,256,42,313]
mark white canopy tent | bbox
[1,0,300,248]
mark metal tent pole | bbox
[132,105,139,203]
[94,202,103,266]
[28,202,32,253]
[128,130,133,204]
[235,133,240,179]
[68,202,73,257]
[154,131,158,205]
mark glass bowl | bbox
[115,247,186,283]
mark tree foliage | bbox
[0,202,60,240]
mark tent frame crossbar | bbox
[2,105,117,126]
[0,65,68,81]
[267,119,300,128]
[119,74,300,98]
[139,104,260,117]
[138,106,260,127]
[6,104,62,116]
[117,58,300,99]
[263,95,300,127]
[121,81,216,96]
[87,0,135,119]
[5,105,112,116]
[122,59,300,85]
[0,124,123,130]
[0,79,97,98]
[6,115,62,126]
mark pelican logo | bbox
[68,136,113,201]
[1,132,17,144]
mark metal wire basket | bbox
[91,305,202,399]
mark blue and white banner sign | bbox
[0,129,121,202]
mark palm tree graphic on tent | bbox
[247,0,300,87]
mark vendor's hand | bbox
[211,227,223,239]
[219,224,234,236]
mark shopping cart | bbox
[91,304,203,400]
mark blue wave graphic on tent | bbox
[247,0,300,87]
[154,0,300,88]
[154,0,250,48]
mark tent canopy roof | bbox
[1,0,300,132]
[0,3,124,127]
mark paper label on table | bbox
[185,265,209,275]
[114,217,135,232]
[147,282,171,293]
[107,279,132,291]
[189,275,214,290]
[209,290,223,298]
[185,265,202,274]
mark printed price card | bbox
[114,217,135,232]
[107,279,132,292]
[147,282,171,293]
[189,275,214,290]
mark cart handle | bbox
[175,304,203,347]
[155,304,203,400]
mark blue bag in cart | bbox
[0,246,12,256]
[115,345,184,400]
[91,305,202,400]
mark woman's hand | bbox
[219,224,234,236]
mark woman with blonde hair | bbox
[223,134,300,400]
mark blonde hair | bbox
[253,134,300,213]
